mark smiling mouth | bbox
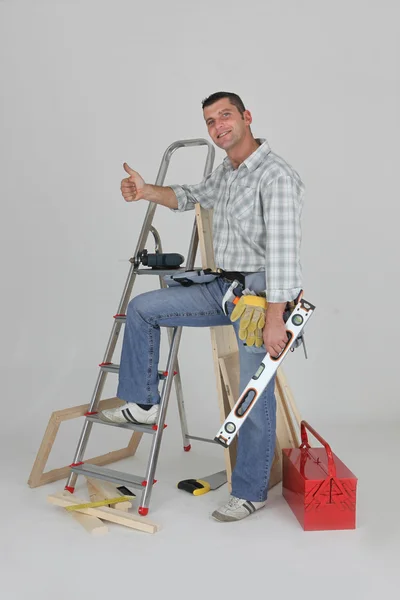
[217,130,231,139]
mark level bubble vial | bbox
[225,422,236,434]
[292,314,303,326]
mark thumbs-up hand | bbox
[121,163,146,202]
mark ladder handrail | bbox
[132,138,215,266]
[115,139,214,317]
[155,138,215,183]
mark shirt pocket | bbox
[228,184,255,219]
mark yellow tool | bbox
[65,496,131,512]
[177,479,211,495]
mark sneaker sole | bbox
[211,502,266,522]
[211,511,243,522]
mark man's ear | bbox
[243,109,252,126]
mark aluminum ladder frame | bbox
[65,139,216,515]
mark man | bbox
[100,92,304,522]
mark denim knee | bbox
[126,292,153,322]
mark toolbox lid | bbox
[283,447,357,481]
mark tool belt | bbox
[163,268,220,287]
[163,268,248,288]
[215,269,247,287]
[164,268,296,316]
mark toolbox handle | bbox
[300,421,337,478]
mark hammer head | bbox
[222,280,242,315]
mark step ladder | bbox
[65,139,216,515]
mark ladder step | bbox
[99,362,120,373]
[85,413,157,434]
[70,463,148,490]
[114,314,126,323]
[99,363,172,380]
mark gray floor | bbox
[2,417,399,600]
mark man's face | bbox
[203,98,251,151]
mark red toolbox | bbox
[282,421,357,531]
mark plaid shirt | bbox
[170,139,304,303]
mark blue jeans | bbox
[117,277,276,502]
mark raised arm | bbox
[121,162,222,212]
[121,163,178,209]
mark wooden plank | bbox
[218,352,239,488]
[48,492,159,534]
[275,379,293,450]
[28,396,143,488]
[219,352,239,411]
[126,426,143,455]
[268,442,283,489]
[276,373,300,448]
[212,333,238,488]
[28,397,123,487]
[86,477,133,512]
[195,204,215,268]
[51,397,124,422]
[70,512,108,536]
[195,204,238,490]
[34,439,143,487]
[277,367,302,427]
[28,414,60,488]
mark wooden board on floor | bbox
[70,511,109,536]
[48,492,159,534]
[86,477,133,512]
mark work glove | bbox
[230,295,267,347]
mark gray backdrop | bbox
[1,0,399,445]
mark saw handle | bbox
[300,421,337,477]
[177,479,211,495]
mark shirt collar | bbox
[223,138,271,172]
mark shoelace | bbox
[226,496,242,509]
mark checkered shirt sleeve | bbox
[261,175,303,303]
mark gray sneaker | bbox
[99,402,159,426]
[212,495,266,522]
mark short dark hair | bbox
[202,92,246,116]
